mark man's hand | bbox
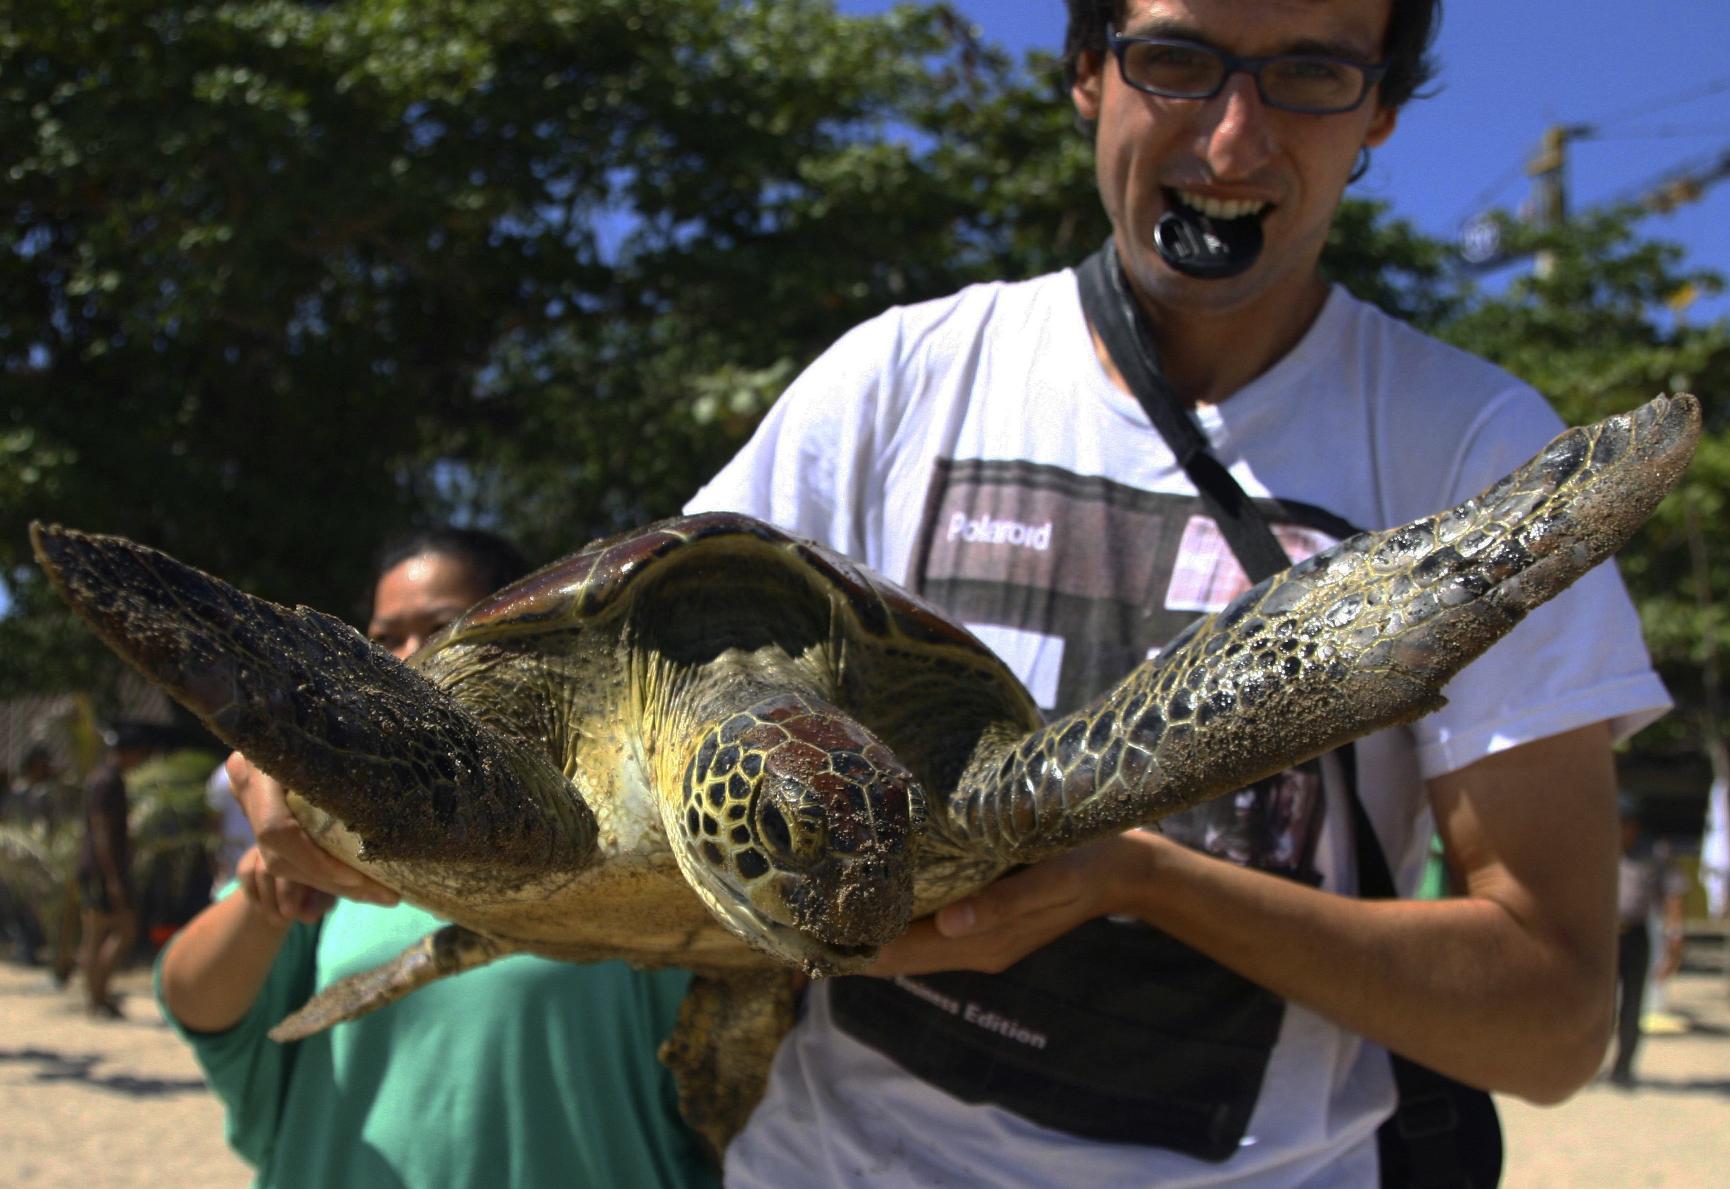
[225,752,399,906]
[865,833,1158,977]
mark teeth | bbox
[1173,190,1267,220]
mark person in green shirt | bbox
[156,528,716,1188]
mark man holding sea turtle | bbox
[691,1,1671,1183]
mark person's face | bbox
[1072,0,1397,316]
[367,552,492,659]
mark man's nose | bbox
[1192,72,1275,179]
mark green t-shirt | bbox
[156,895,717,1188]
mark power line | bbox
[1457,140,1730,270]
[1450,158,1532,229]
[1451,73,1730,266]
[1589,124,1730,142]
[1604,147,1730,213]
[1583,75,1730,133]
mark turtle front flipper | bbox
[29,524,597,879]
[949,392,1701,863]
[269,924,515,1042]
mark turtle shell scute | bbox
[437,512,1015,678]
[439,513,775,643]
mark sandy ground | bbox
[2,953,1726,1186]
[0,964,247,1187]
[1495,953,1730,1188]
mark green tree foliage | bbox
[1323,196,1460,327]
[0,0,1102,699]
[444,13,1115,555]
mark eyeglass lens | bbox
[1121,41,1368,112]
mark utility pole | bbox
[1526,123,1594,276]
[1459,132,1727,275]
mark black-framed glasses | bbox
[1106,24,1387,115]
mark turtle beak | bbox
[782,850,912,949]
[752,761,917,948]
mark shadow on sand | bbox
[0,1046,208,1097]
[1617,1074,1730,1099]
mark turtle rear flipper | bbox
[659,970,801,1163]
[270,925,515,1042]
[29,524,597,875]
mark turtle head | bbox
[667,692,923,974]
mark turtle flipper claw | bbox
[270,925,515,1042]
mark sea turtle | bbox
[31,393,1699,1155]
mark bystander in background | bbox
[79,724,153,1018]
[157,526,716,1187]
[1610,792,1688,1087]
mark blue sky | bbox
[841,0,1730,318]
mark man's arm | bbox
[870,722,1619,1104]
[159,846,322,1032]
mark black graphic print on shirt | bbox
[910,456,1360,883]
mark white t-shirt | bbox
[688,271,1668,1186]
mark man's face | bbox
[1073,0,1397,316]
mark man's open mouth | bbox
[1152,189,1270,280]
[1166,187,1271,223]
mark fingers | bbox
[866,856,1097,977]
[227,751,399,906]
[236,846,336,928]
[936,853,1091,938]
[866,834,1158,978]
[867,896,1082,977]
[236,846,292,927]
[864,916,957,977]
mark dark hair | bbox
[372,527,531,602]
[1062,0,1441,117]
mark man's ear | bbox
[1364,102,1397,149]
[1071,50,1105,123]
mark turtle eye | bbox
[759,803,793,854]
[750,774,837,871]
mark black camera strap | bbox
[1075,240,1501,1188]
[1077,244,1291,581]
